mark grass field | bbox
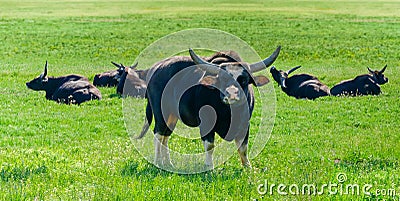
[1,0,400,200]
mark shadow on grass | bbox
[335,157,398,172]
[109,93,122,99]
[0,165,48,182]
[120,160,247,181]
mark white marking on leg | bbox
[235,138,251,168]
[154,133,163,166]
[203,140,215,168]
[161,135,173,167]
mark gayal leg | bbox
[203,140,215,168]
[235,137,251,168]
[154,133,163,167]
[154,114,177,168]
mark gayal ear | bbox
[200,75,218,88]
[252,75,270,87]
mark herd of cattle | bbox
[26,47,389,104]
[25,46,389,168]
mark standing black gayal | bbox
[136,46,281,169]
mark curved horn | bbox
[380,64,387,73]
[44,60,48,77]
[249,46,281,73]
[130,62,138,69]
[367,67,374,74]
[40,60,48,79]
[189,48,220,75]
[287,65,301,75]
[111,61,122,68]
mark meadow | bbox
[0,0,400,200]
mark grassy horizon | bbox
[1,0,399,200]
[1,0,400,18]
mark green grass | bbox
[1,0,400,200]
